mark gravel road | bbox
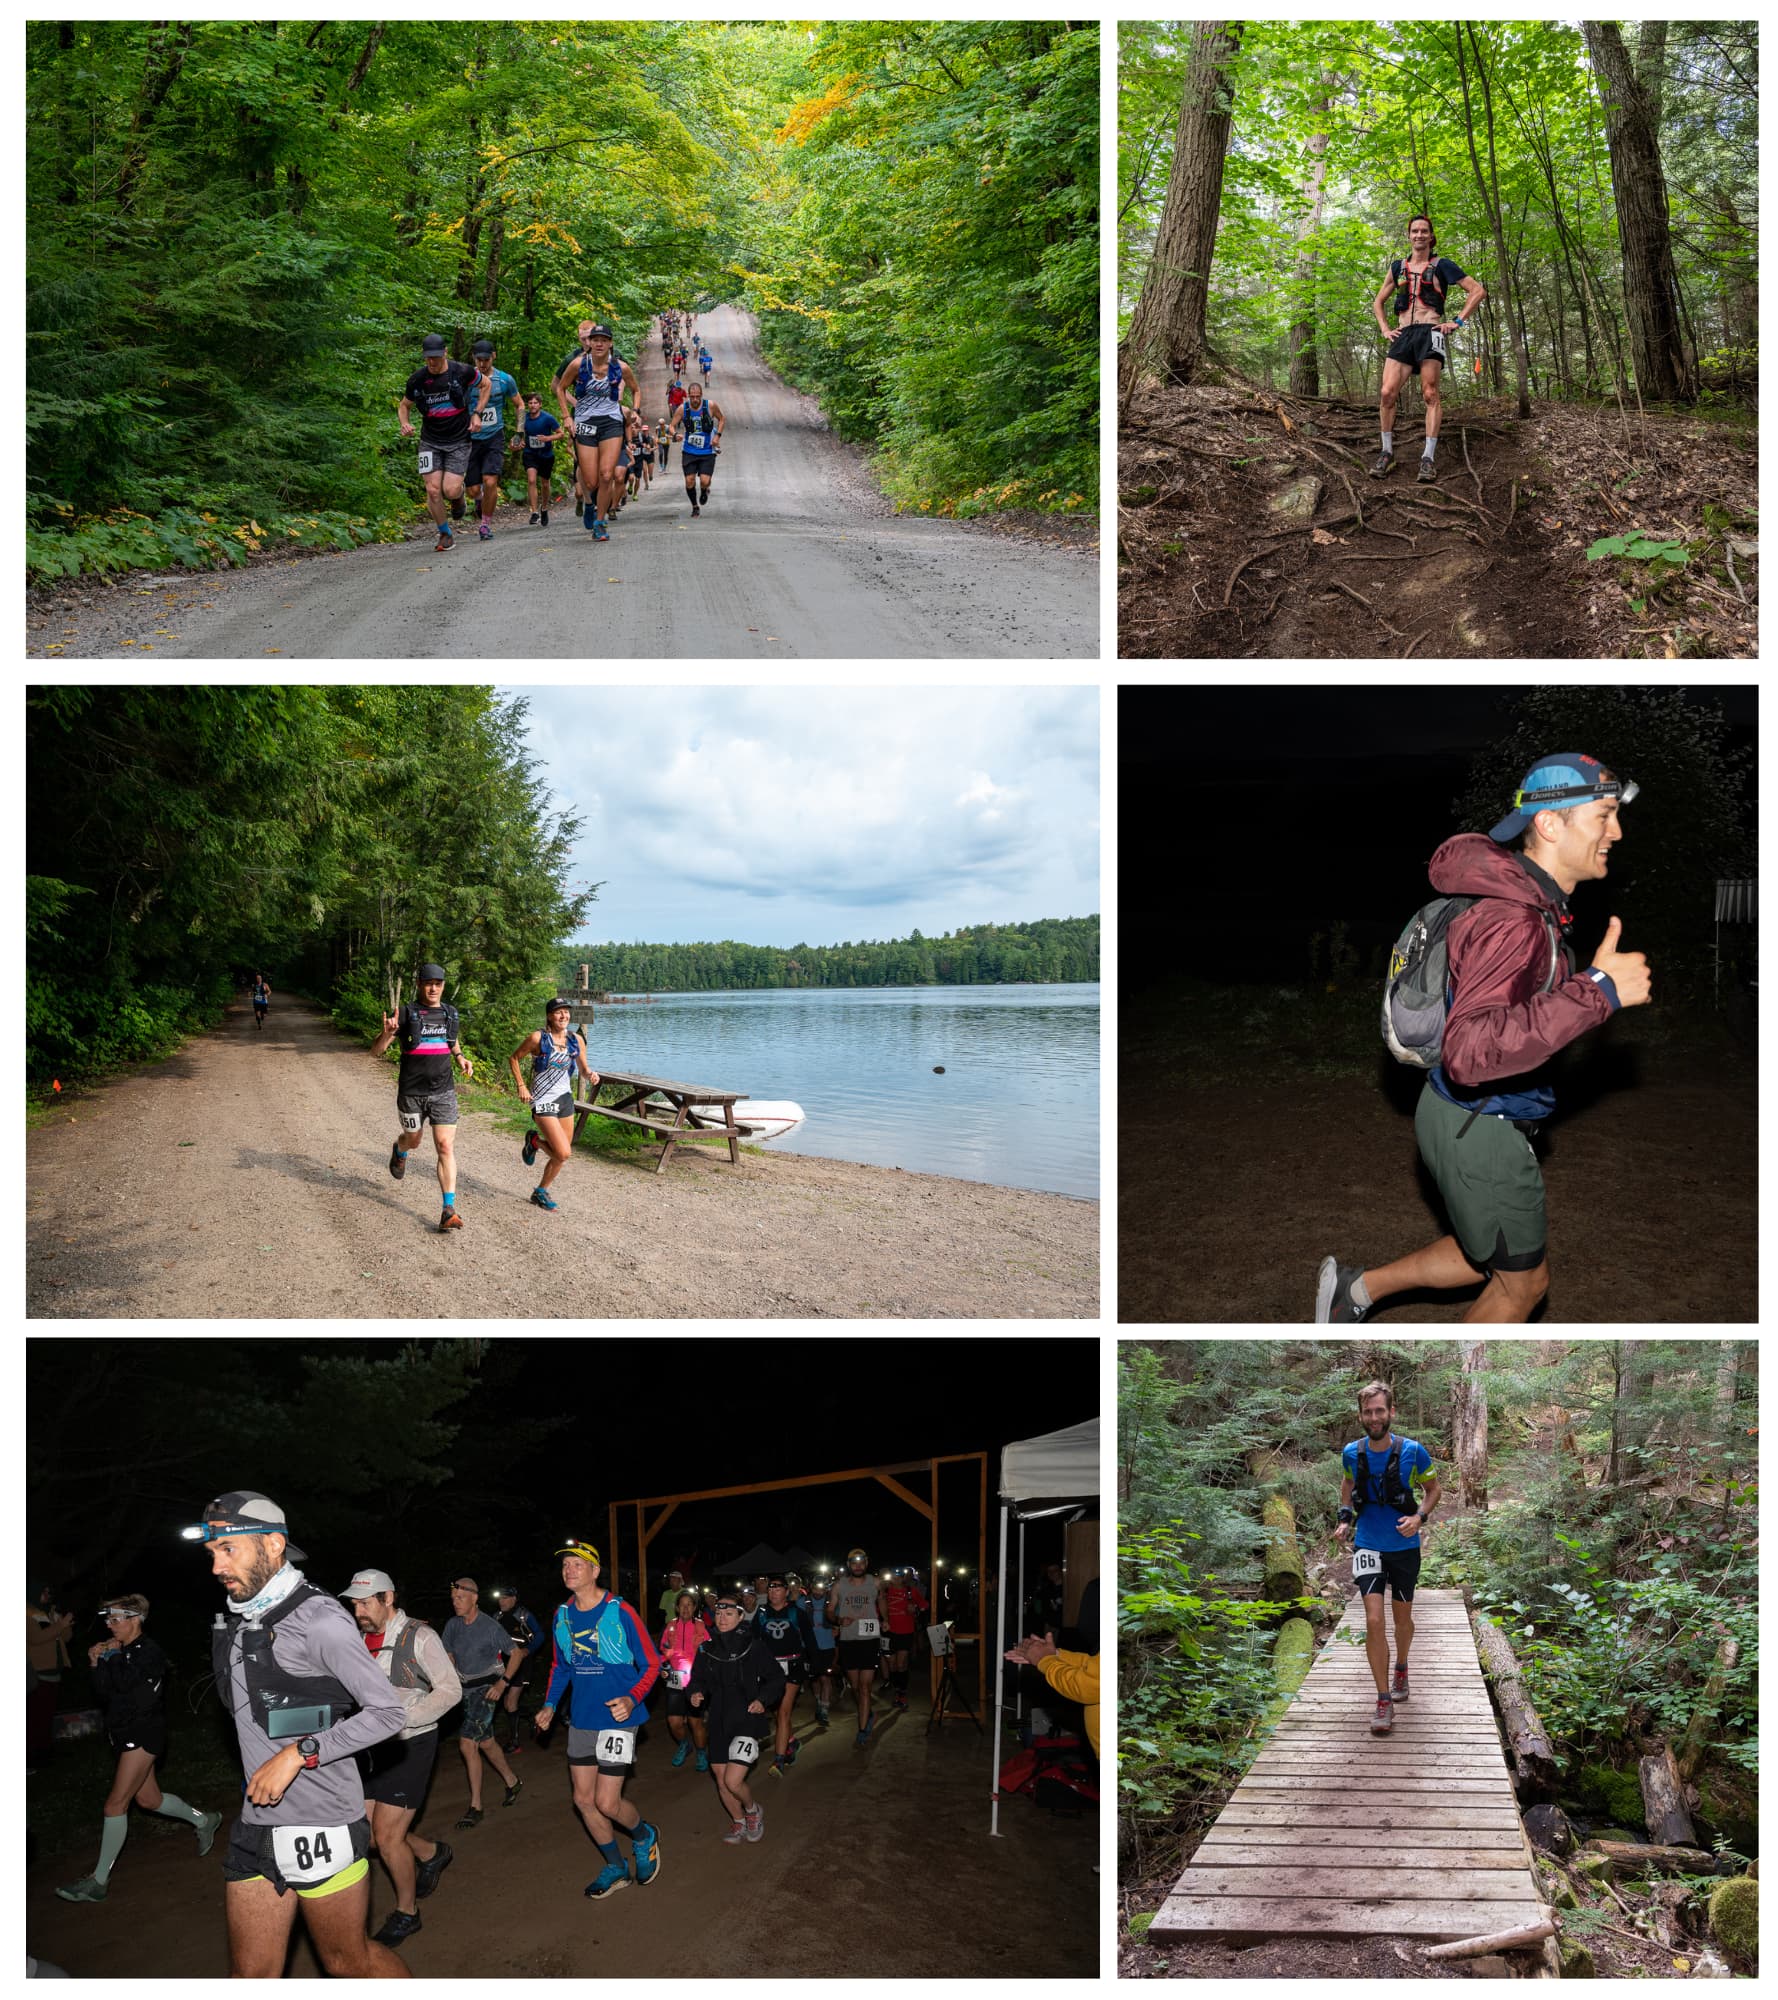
[29,307,1098,660]
[26,997,1099,1320]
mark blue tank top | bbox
[681,401,715,453]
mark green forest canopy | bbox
[559,915,1099,992]
[26,19,1097,579]
[1119,19,1756,402]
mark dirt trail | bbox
[30,306,1097,661]
[26,998,1098,1320]
[27,1689,1096,1977]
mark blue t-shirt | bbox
[470,367,519,440]
[523,411,562,454]
[543,1594,659,1730]
[1344,1434,1434,1551]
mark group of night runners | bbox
[397,308,727,551]
[53,1493,932,1974]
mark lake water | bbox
[574,984,1099,1199]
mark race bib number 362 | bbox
[271,1822,352,1887]
[1352,1548,1382,1578]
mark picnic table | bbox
[571,1068,751,1174]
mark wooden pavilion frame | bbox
[608,1453,989,1715]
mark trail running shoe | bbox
[783,1736,800,1766]
[439,1207,463,1233]
[539,510,550,526]
[631,1822,661,1885]
[744,1804,764,1844]
[694,1749,709,1773]
[1417,455,1438,483]
[585,1860,630,1900]
[529,511,540,525]
[1371,1693,1395,1736]
[770,1755,788,1778]
[55,1875,106,1903]
[814,1703,829,1725]
[414,1840,453,1898]
[1368,451,1396,479]
[503,1778,523,1807]
[435,531,454,553]
[593,519,610,542]
[478,521,493,540]
[855,1717,874,1748]
[389,1141,407,1181]
[522,1129,538,1167]
[722,1817,747,1845]
[671,1738,692,1767]
[1392,1664,1410,1703]
[690,503,701,517]
[196,1809,224,1856]
[1314,1257,1370,1324]
[530,1187,558,1211]
[373,1910,422,1947]
[454,1805,484,1830]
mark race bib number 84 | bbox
[1352,1549,1382,1578]
[271,1822,352,1887]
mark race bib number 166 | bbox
[1352,1549,1382,1578]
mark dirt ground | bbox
[28,1688,1097,1977]
[1118,385,1757,660]
[1120,1041,1756,1324]
[26,998,1098,1320]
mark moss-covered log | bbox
[1472,1610,1559,1791]
[1246,1446,1306,1609]
[1581,1840,1738,1877]
[1676,1633,1741,1782]
[1257,1616,1315,1733]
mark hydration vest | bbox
[1351,1435,1420,1517]
[212,1581,359,1744]
[681,402,715,452]
[1392,256,1448,316]
[574,356,624,417]
[1383,895,1562,1069]
[384,1614,434,1693]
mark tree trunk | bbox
[1638,1743,1698,1846]
[1582,19,1692,401]
[1472,1610,1559,1791]
[481,207,504,313]
[1634,19,1668,128]
[1711,1341,1740,1430]
[1583,1840,1733,1877]
[1452,1341,1489,1510]
[1257,1616,1315,1731]
[1607,1340,1622,1485]
[1117,21,1243,395]
[1286,82,1331,398]
[1675,1634,1741,1783]
[1246,1447,1306,1609]
[116,22,196,214]
[1454,24,1531,417]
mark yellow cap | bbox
[555,1539,600,1565]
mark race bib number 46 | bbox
[271,1823,352,1887]
[1352,1549,1382,1578]
[596,1728,636,1766]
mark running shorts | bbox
[1386,322,1449,372]
[567,1723,639,1776]
[521,448,557,472]
[770,1653,806,1688]
[1353,1548,1422,1603]
[108,1720,168,1759]
[531,1089,574,1122]
[1415,1082,1547,1272]
[456,1680,501,1743]
[573,415,625,445]
[416,438,472,481]
[887,1628,920,1655]
[465,436,507,484]
[837,1638,880,1673]
[664,1685,698,1719]
[396,1087,458,1131]
[359,1728,438,1810]
[223,1814,373,1899]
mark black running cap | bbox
[586,323,615,340]
[420,334,448,355]
[416,962,447,982]
[471,339,495,357]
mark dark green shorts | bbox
[1415,1083,1547,1273]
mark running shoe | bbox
[769,1755,788,1777]
[1392,1664,1410,1703]
[373,1910,423,1947]
[814,1702,829,1725]
[582,506,597,533]
[671,1738,692,1768]
[694,1749,709,1773]
[1371,1693,1395,1736]
[855,1717,874,1748]
[389,1141,407,1181]
[585,1860,630,1900]
[414,1840,453,1898]
[630,1822,661,1886]
[783,1737,800,1766]
[454,1805,484,1830]
[439,1207,464,1233]
[540,509,550,526]
[529,511,541,526]
[503,1778,523,1807]
[1314,1257,1370,1324]
[435,531,454,553]
[1368,451,1395,479]
[54,1875,106,1903]
[722,1817,747,1845]
[478,521,493,540]
[522,1129,539,1167]
[530,1187,558,1211]
[593,519,610,542]
[700,489,712,505]
[744,1804,764,1844]
[690,503,701,518]
[1417,455,1438,483]
[195,1809,224,1857]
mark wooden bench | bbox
[570,1069,750,1174]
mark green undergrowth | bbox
[26,504,405,584]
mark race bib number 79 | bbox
[1352,1549,1382,1578]
[271,1822,352,1887]
[855,1616,880,1639]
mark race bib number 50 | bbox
[416,449,435,475]
[271,1822,352,1887]
[596,1728,636,1766]
[1351,1549,1382,1579]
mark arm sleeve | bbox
[1442,906,1615,1085]
[619,1602,662,1704]
[402,1626,463,1733]
[309,1613,408,1760]
[1036,1649,1100,1710]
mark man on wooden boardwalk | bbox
[1334,1381,1441,1736]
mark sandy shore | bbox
[26,998,1098,1320]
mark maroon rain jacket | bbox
[1429,834,1619,1110]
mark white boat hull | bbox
[659,1098,806,1144]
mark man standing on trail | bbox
[1369,216,1487,485]
[1316,754,1652,1324]
[373,963,476,1234]
[1334,1383,1441,1736]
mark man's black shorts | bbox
[359,1728,437,1810]
[1387,323,1449,372]
[465,437,506,484]
[1354,1548,1421,1602]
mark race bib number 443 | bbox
[271,1823,352,1887]
[1352,1549,1382,1578]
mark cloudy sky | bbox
[503,684,1099,947]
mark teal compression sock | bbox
[150,1792,204,1826]
[94,1813,130,1885]
[596,1838,621,1864]
[441,1190,455,1209]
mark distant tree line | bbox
[561,916,1099,993]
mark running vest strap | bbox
[574,356,625,423]
[212,1581,359,1742]
[386,1617,433,1693]
[530,1029,581,1099]
[1351,1436,1419,1516]
[681,403,715,453]
[1393,257,1450,316]
[397,1002,459,1094]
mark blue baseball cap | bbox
[1488,752,1637,841]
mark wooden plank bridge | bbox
[1155,1588,1550,1945]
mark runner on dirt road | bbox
[508,999,599,1213]
[534,1540,663,1901]
[440,1578,523,1830]
[183,1490,408,1978]
[1369,215,1486,484]
[658,1588,713,1771]
[555,323,639,544]
[1333,1381,1440,1735]
[687,1594,783,1846]
[753,1576,805,1775]
[342,1567,462,1950]
[372,963,475,1233]
[829,1547,883,1747]
[398,336,492,552]
[492,1586,545,1751]
[1316,754,1650,1324]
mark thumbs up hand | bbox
[1592,916,1652,1007]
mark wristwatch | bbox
[297,1735,321,1770]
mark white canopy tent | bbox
[990,1416,1099,1835]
